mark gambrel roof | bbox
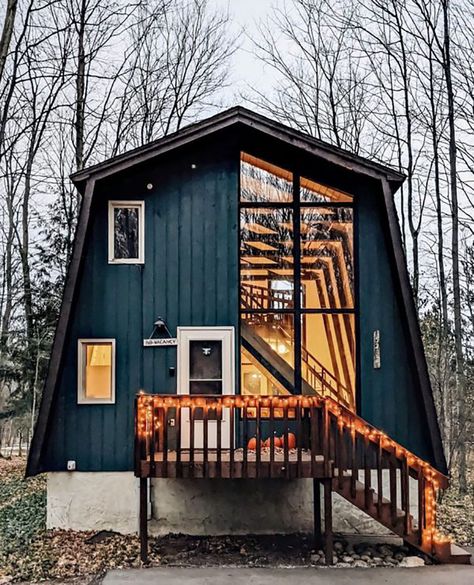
[27,106,446,477]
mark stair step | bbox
[444,543,472,565]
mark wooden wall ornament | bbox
[373,330,381,369]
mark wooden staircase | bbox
[320,396,472,565]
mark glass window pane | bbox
[240,207,294,309]
[301,207,354,309]
[301,176,352,203]
[83,342,112,399]
[190,381,223,395]
[114,207,139,259]
[241,312,294,388]
[302,314,355,409]
[240,153,293,202]
[189,340,222,380]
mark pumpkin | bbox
[281,432,297,449]
[287,432,297,449]
[247,437,257,450]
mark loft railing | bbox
[135,392,449,559]
[240,284,354,408]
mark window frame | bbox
[77,338,116,404]
[238,152,357,408]
[108,200,145,264]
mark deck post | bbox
[313,479,323,549]
[323,478,333,565]
[139,478,148,563]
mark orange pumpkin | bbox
[247,437,257,450]
[287,432,297,449]
[281,432,297,449]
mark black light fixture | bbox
[149,316,172,340]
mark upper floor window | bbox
[108,201,145,264]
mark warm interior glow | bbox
[83,343,112,399]
[239,154,355,411]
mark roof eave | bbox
[70,107,406,190]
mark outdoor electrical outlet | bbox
[67,460,76,471]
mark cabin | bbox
[26,107,469,565]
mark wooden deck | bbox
[135,393,457,566]
[139,449,327,479]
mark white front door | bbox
[177,327,235,449]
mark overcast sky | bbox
[210,0,276,105]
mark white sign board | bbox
[143,338,178,347]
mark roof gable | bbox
[70,106,405,192]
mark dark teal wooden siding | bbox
[41,134,436,471]
[358,186,434,463]
[43,144,239,471]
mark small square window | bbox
[77,339,116,404]
[108,201,144,263]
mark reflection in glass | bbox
[301,176,352,203]
[240,153,293,203]
[114,207,139,259]
[302,314,355,409]
[240,207,294,309]
[301,207,354,309]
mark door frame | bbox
[177,326,235,448]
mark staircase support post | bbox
[139,477,148,563]
[313,479,323,549]
[323,478,333,565]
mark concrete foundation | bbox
[48,471,419,537]
[47,472,139,534]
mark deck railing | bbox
[135,392,450,559]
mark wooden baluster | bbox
[216,402,222,478]
[350,426,357,498]
[284,402,289,479]
[176,404,181,478]
[203,403,209,478]
[256,400,261,478]
[161,406,168,478]
[243,404,248,478]
[150,405,156,477]
[296,399,302,477]
[190,405,195,478]
[229,401,234,479]
[322,401,330,476]
[270,400,275,478]
[310,402,317,477]
[338,421,345,490]
[389,454,397,525]
[401,458,410,534]
[376,436,383,517]
[418,469,425,545]
[364,435,371,510]
[134,397,141,475]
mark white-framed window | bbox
[77,339,116,404]
[108,201,145,264]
